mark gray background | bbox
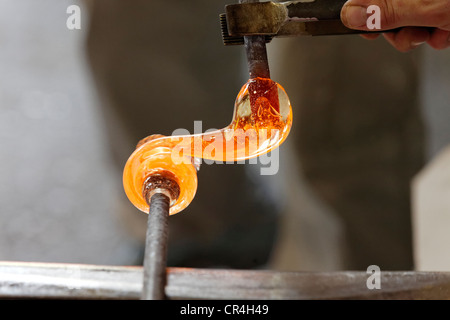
[0,0,449,270]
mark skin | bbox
[340,0,450,52]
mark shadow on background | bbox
[0,0,449,271]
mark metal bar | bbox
[141,192,170,300]
[0,261,142,299]
[1,261,450,299]
[241,0,270,79]
[284,0,348,21]
[244,35,270,78]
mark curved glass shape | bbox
[123,77,293,214]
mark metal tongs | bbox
[220,0,387,45]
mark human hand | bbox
[340,0,450,52]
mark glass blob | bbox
[123,77,293,214]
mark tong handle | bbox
[283,0,348,21]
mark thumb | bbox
[341,0,450,30]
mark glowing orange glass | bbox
[123,77,293,214]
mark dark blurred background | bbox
[0,0,449,271]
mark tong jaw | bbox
[220,0,371,46]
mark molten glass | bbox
[123,77,293,214]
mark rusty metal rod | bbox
[141,192,170,300]
[244,35,270,79]
[241,0,270,79]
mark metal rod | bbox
[241,0,270,79]
[244,35,270,78]
[141,192,170,300]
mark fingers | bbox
[381,27,450,52]
[341,0,450,51]
[382,27,431,52]
[341,0,450,31]
[427,28,450,50]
